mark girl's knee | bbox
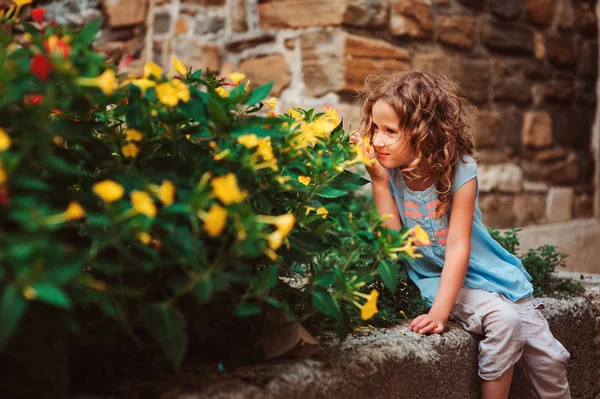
[487,305,525,345]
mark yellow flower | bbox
[409,225,431,246]
[137,232,152,245]
[322,105,340,126]
[171,56,187,76]
[287,108,302,119]
[64,202,85,220]
[92,180,124,203]
[389,242,422,259]
[155,82,178,107]
[237,134,259,148]
[276,176,290,184]
[128,78,156,94]
[360,290,379,320]
[263,97,277,111]
[211,173,248,205]
[202,204,227,237]
[131,190,157,218]
[122,143,140,158]
[298,175,311,186]
[124,128,143,142]
[0,128,11,151]
[143,61,163,79]
[172,79,190,102]
[316,207,328,219]
[258,213,295,250]
[227,72,246,85]
[157,180,175,206]
[346,144,375,167]
[77,69,118,95]
[53,136,64,146]
[215,87,229,98]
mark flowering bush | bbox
[0,5,424,393]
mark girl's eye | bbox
[387,129,397,134]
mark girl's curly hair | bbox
[359,71,475,216]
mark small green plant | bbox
[488,228,584,298]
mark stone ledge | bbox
[90,278,600,399]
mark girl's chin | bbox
[377,157,402,168]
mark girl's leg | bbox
[449,287,526,396]
[504,298,571,399]
[481,365,514,399]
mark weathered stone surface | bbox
[540,158,582,185]
[494,75,532,103]
[284,39,295,49]
[514,193,546,226]
[481,20,534,55]
[489,0,522,20]
[555,0,575,30]
[575,79,597,106]
[231,0,248,32]
[535,147,568,162]
[436,15,476,49]
[523,180,549,193]
[413,51,461,81]
[524,60,553,80]
[522,111,552,148]
[259,0,346,28]
[344,0,388,27]
[390,0,433,38]
[546,36,577,67]
[526,0,553,26]
[474,149,510,164]
[301,31,411,97]
[479,194,517,227]
[239,54,291,96]
[575,2,597,35]
[182,0,225,4]
[574,194,594,218]
[546,187,574,222]
[173,41,221,73]
[478,164,523,193]
[578,40,598,78]
[194,13,225,35]
[544,79,574,103]
[461,59,491,103]
[224,33,276,52]
[153,12,171,35]
[551,107,595,150]
[473,111,501,148]
[497,105,523,148]
[175,18,189,35]
[103,0,147,27]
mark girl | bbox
[352,71,571,399]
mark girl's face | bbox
[371,99,414,169]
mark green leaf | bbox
[77,19,101,45]
[336,308,351,341]
[312,291,340,319]
[289,232,330,252]
[0,284,28,348]
[141,303,187,369]
[253,266,278,294]
[245,82,273,105]
[235,302,262,317]
[378,260,399,294]
[317,187,348,199]
[312,271,335,287]
[31,282,72,309]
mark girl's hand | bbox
[350,131,388,185]
[409,312,447,335]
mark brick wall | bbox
[41,0,599,228]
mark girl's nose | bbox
[372,131,385,149]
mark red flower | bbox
[29,95,43,105]
[44,36,71,59]
[31,8,46,24]
[30,54,52,80]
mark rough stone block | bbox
[546,36,577,67]
[413,51,461,81]
[578,40,598,78]
[231,0,248,32]
[494,75,532,104]
[343,0,388,27]
[526,0,553,26]
[575,79,597,106]
[173,41,221,73]
[479,194,517,228]
[514,193,546,226]
[478,164,524,193]
[554,0,575,30]
[182,0,225,4]
[550,107,595,150]
[103,0,148,27]
[259,0,347,28]
[574,194,594,219]
[546,187,574,222]
[224,33,276,52]
[301,31,410,97]
[436,15,476,50]
[481,20,534,55]
[523,180,549,193]
[544,79,574,103]
[489,0,523,20]
[461,59,491,103]
[535,147,567,162]
[540,158,582,186]
[575,3,597,36]
[534,31,546,59]
[522,111,552,148]
[153,12,172,35]
[473,111,501,148]
[239,54,291,96]
[194,13,225,35]
[390,0,433,38]
[497,105,523,148]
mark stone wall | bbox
[39,0,599,229]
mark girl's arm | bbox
[372,181,402,231]
[409,178,476,334]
